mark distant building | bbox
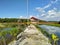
[30,17,39,24]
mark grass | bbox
[34,24,53,44]
[0,27,20,45]
[35,24,60,45]
[0,24,27,45]
[46,24,60,27]
[35,24,50,37]
[0,23,5,28]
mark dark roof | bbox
[30,17,38,20]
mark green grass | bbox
[0,24,27,45]
[34,24,53,44]
[46,24,60,27]
[0,27,19,45]
[35,24,60,45]
[35,24,50,37]
[0,23,5,28]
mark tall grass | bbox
[0,24,27,45]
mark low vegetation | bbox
[0,18,60,45]
[46,24,60,27]
[35,25,50,37]
[35,24,53,44]
[0,18,30,23]
[0,24,27,45]
[0,23,5,28]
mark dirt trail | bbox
[8,24,51,45]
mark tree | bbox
[58,21,60,24]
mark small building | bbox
[30,17,39,24]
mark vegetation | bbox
[35,24,50,37]
[0,23,5,28]
[0,18,30,23]
[0,27,19,45]
[58,21,60,24]
[46,24,60,27]
[35,24,60,45]
[0,18,60,45]
[35,24,53,44]
[0,24,27,45]
[0,18,46,23]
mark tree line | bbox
[0,18,29,23]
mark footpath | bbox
[8,24,51,45]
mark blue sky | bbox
[0,0,60,21]
[0,0,27,18]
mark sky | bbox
[0,0,60,21]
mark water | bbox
[39,25,60,45]
[39,25,60,37]
[0,27,13,38]
[0,27,13,31]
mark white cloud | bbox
[35,7,60,21]
[51,0,58,4]
[43,9,60,21]
[53,7,57,10]
[35,0,58,10]
[41,14,46,17]
[43,4,51,9]
[47,9,60,17]
[48,10,56,16]
[35,3,51,13]
[19,16,28,19]
[29,15,33,18]
[36,7,45,13]
[35,0,60,21]
[19,16,23,18]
